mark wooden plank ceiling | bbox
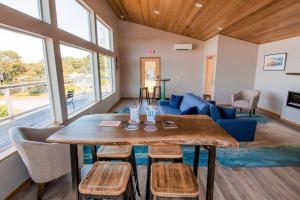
[106,0,300,44]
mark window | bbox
[0,28,53,152]
[60,44,95,115]
[99,55,115,98]
[0,0,41,19]
[56,0,91,41]
[96,19,112,50]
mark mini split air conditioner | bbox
[174,44,193,50]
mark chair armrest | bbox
[231,92,242,106]
[216,119,257,142]
[159,100,170,106]
[20,141,83,183]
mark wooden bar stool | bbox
[152,86,161,102]
[146,145,183,200]
[79,161,136,200]
[97,145,141,196]
[151,162,199,199]
[139,87,150,104]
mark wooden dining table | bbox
[47,114,239,200]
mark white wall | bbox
[213,35,258,104]
[254,36,300,114]
[119,21,204,98]
[202,35,219,98]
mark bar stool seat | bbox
[96,145,141,197]
[151,163,199,199]
[148,145,183,159]
[97,145,132,159]
[79,161,133,197]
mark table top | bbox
[156,78,171,82]
[47,114,239,147]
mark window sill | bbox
[0,146,17,162]
[102,92,116,100]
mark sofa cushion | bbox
[209,104,222,121]
[159,105,182,115]
[179,93,209,114]
[169,95,183,109]
[180,106,198,115]
[218,106,236,119]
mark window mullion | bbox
[45,39,68,123]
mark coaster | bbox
[144,121,156,125]
[144,125,157,132]
[128,119,141,124]
[125,124,139,131]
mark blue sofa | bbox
[159,93,257,142]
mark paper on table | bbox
[99,121,121,127]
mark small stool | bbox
[79,161,136,200]
[97,145,141,196]
[139,87,150,104]
[151,163,199,199]
[152,86,161,102]
[146,145,183,200]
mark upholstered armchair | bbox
[9,127,84,199]
[231,89,261,117]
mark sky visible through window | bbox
[56,0,91,41]
[0,0,40,19]
[0,29,44,63]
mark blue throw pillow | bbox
[180,106,198,115]
[209,104,222,121]
[170,94,183,109]
[217,106,236,119]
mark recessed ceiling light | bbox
[195,3,203,8]
[154,10,160,15]
[217,27,223,31]
[120,15,124,19]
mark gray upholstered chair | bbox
[9,126,84,199]
[231,89,261,117]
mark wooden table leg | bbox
[193,145,200,176]
[70,144,80,200]
[206,146,216,200]
[91,145,97,163]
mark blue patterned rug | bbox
[84,145,300,167]
[236,112,272,124]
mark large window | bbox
[56,0,91,41]
[60,44,95,115]
[99,55,115,99]
[0,28,52,151]
[96,19,112,50]
[0,0,41,19]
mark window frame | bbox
[0,27,56,153]
[59,42,98,116]
[99,54,116,100]
[0,0,117,155]
[96,16,114,51]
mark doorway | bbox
[140,57,161,94]
[204,56,215,99]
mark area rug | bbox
[236,112,272,124]
[84,145,300,167]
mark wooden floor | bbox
[9,165,300,200]
[8,99,300,200]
